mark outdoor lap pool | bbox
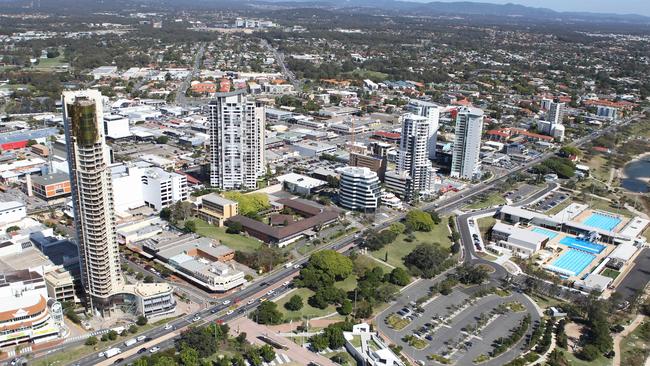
[531,227,559,239]
[547,249,596,277]
[559,236,606,254]
[582,212,622,231]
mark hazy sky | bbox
[431,0,650,16]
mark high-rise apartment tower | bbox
[208,90,264,190]
[63,90,122,310]
[450,106,484,180]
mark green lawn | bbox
[370,222,452,270]
[620,317,650,366]
[585,155,611,182]
[323,350,356,365]
[561,350,611,366]
[275,276,358,321]
[32,55,66,70]
[343,69,389,81]
[192,218,262,253]
[465,192,506,210]
[355,254,394,273]
[601,268,620,280]
[476,217,496,242]
[31,316,177,366]
[477,252,497,261]
[587,198,635,218]
[546,198,573,215]
[529,293,566,310]
[386,314,411,330]
[31,344,90,366]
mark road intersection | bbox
[27,113,642,365]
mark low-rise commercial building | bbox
[349,152,387,181]
[276,173,328,195]
[104,114,131,139]
[117,216,165,245]
[290,141,337,157]
[0,269,62,347]
[29,172,71,201]
[0,201,26,225]
[129,283,176,318]
[44,267,78,304]
[196,194,238,227]
[344,323,404,366]
[112,162,188,212]
[490,222,549,257]
[30,143,49,157]
[228,198,340,246]
[144,235,245,292]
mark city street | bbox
[28,113,641,365]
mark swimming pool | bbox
[531,227,559,239]
[547,249,596,276]
[582,212,622,232]
[559,236,606,254]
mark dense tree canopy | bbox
[308,250,353,281]
[404,243,452,278]
[405,210,435,232]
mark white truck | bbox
[284,262,293,268]
[124,338,137,347]
[104,347,122,359]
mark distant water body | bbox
[621,158,650,193]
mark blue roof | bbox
[0,128,58,144]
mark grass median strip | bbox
[386,314,411,330]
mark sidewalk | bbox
[229,317,337,366]
[613,314,646,366]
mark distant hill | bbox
[1,0,648,24]
[254,0,650,24]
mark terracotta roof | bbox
[276,198,324,216]
[584,99,637,109]
[373,131,401,140]
[487,128,553,141]
[0,295,47,323]
[486,130,510,137]
[229,202,340,243]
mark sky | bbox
[430,0,650,16]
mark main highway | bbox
[30,113,641,366]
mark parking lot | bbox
[0,188,50,213]
[377,282,540,365]
[527,191,569,212]
[503,183,540,203]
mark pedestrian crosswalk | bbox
[257,353,291,366]
[65,329,109,344]
[5,345,32,358]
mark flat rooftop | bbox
[30,172,69,186]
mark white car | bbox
[149,347,160,354]
[247,299,255,305]
[222,300,231,305]
[164,323,172,330]
[282,281,290,286]
[192,316,201,322]
[98,352,105,358]
[226,309,234,315]
[266,289,275,295]
[293,264,300,269]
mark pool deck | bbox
[538,231,615,280]
[573,208,629,233]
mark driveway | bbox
[373,184,553,365]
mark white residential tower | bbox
[451,106,484,180]
[208,90,265,190]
